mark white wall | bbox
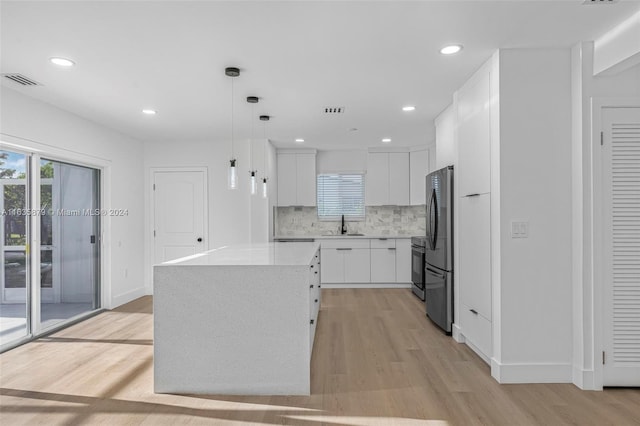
[571,41,640,389]
[495,49,573,380]
[144,137,275,291]
[0,87,145,309]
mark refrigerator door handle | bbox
[432,189,438,250]
[424,282,445,290]
[425,266,446,280]
[428,189,437,250]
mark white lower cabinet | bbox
[320,239,370,283]
[370,238,396,283]
[319,238,411,286]
[344,249,371,283]
[371,248,396,282]
[320,248,343,283]
[460,303,492,362]
[458,192,492,361]
[395,238,412,283]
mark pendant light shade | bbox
[262,177,268,199]
[226,67,240,190]
[250,171,257,195]
[228,159,238,189]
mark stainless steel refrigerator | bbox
[425,165,454,333]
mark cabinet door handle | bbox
[378,238,388,241]
[336,248,352,251]
[315,271,318,274]
[464,193,481,198]
[470,309,478,315]
[310,284,314,288]
[388,248,396,251]
[310,265,314,268]
[310,319,315,325]
[315,299,318,303]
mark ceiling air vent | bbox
[582,0,618,4]
[324,107,345,114]
[2,73,42,86]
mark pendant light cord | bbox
[250,103,254,171]
[231,77,235,159]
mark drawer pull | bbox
[336,248,352,251]
[310,284,314,288]
[464,193,481,198]
[378,238,388,240]
[388,248,396,251]
[470,309,478,315]
[310,319,315,325]
[315,271,318,274]
[310,265,314,268]
[315,299,318,303]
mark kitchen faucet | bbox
[341,214,347,235]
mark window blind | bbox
[317,173,365,220]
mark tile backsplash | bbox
[276,205,426,236]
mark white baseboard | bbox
[572,366,597,390]
[111,286,147,309]
[321,283,412,289]
[491,359,572,383]
[452,323,465,343]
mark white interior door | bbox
[602,106,640,387]
[153,170,207,264]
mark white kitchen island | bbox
[153,242,321,395]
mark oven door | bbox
[411,245,425,300]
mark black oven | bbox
[411,236,427,300]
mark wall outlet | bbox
[511,220,529,238]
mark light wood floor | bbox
[0,289,638,425]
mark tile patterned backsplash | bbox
[276,205,426,236]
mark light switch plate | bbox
[511,220,529,238]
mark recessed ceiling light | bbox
[295,138,305,143]
[402,106,416,112]
[382,138,392,143]
[49,57,75,67]
[440,45,463,55]
[142,109,157,115]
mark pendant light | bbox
[247,96,259,195]
[260,115,270,199]
[226,67,240,190]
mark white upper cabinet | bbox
[366,152,409,206]
[435,104,456,170]
[456,67,491,196]
[277,153,298,206]
[277,151,316,206]
[366,153,389,205]
[388,153,410,205]
[410,149,428,205]
[296,153,317,206]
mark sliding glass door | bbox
[0,150,101,350]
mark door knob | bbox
[197,237,203,242]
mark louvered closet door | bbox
[603,107,640,386]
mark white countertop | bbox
[157,242,320,266]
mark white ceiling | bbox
[1,0,639,150]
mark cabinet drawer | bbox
[370,238,395,249]
[320,239,370,249]
[460,303,492,360]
